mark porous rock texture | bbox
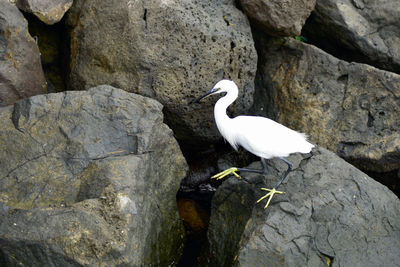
[0,85,188,266]
[0,0,46,107]
[66,0,257,144]
[239,0,316,36]
[303,0,400,74]
[206,147,400,266]
[253,38,400,174]
[16,0,73,25]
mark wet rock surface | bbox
[0,86,187,266]
[206,147,400,266]
[0,0,46,107]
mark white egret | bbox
[194,80,314,209]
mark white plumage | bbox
[195,79,314,209]
[227,116,313,158]
[211,80,314,158]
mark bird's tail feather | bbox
[298,133,315,153]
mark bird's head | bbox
[192,79,237,103]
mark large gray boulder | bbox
[66,0,257,143]
[253,38,400,175]
[0,0,46,107]
[206,147,400,266]
[304,0,400,73]
[0,85,187,266]
[16,0,73,25]
[239,0,316,36]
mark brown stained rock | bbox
[16,0,73,25]
[177,198,209,231]
[66,0,257,144]
[239,0,316,36]
[254,38,400,173]
[0,0,46,106]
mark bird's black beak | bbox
[190,88,218,104]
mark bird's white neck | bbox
[214,89,238,144]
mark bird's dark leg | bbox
[274,157,293,189]
[237,157,267,174]
[257,157,292,209]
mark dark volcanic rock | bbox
[0,85,187,266]
[66,0,257,144]
[303,0,400,74]
[16,0,73,25]
[239,0,316,36]
[0,0,46,106]
[254,38,400,174]
[206,147,400,266]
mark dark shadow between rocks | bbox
[175,139,258,266]
[23,11,70,93]
[364,169,400,198]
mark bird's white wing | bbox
[232,116,314,159]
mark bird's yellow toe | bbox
[211,167,240,180]
[256,188,285,209]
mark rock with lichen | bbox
[0,85,187,266]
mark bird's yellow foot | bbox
[256,188,285,209]
[211,167,241,180]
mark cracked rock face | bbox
[0,0,46,107]
[0,85,187,266]
[206,147,400,266]
[253,38,400,174]
[66,0,257,144]
[239,0,316,36]
[304,0,400,74]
